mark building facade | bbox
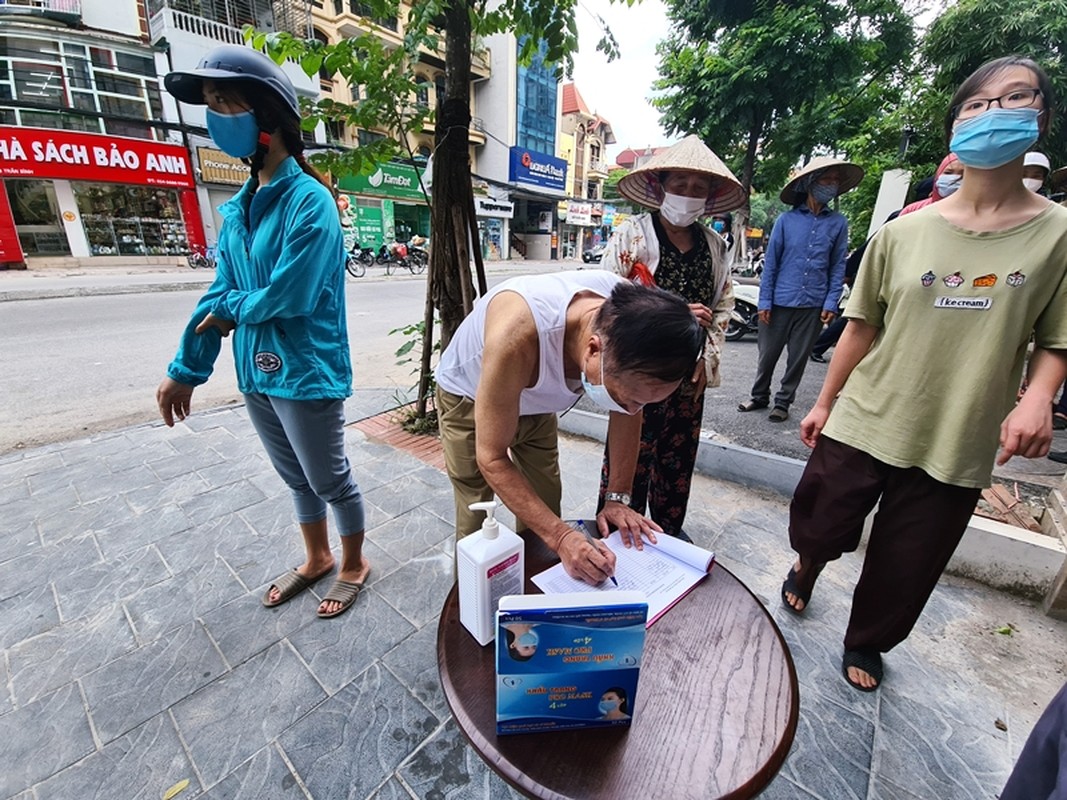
[558,82,614,259]
[475,33,564,260]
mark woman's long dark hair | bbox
[215,80,334,195]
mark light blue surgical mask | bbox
[516,631,538,648]
[206,108,261,158]
[950,108,1040,170]
[598,699,619,714]
[581,354,629,415]
[809,183,838,205]
[936,174,962,198]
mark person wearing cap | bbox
[739,156,862,422]
[597,134,745,541]
[155,46,371,619]
[1024,151,1051,194]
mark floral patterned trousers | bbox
[598,379,704,536]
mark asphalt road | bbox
[0,260,827,458]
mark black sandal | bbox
[780,561,825,614]
[842,648,883,692]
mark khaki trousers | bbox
[436,387,562,538]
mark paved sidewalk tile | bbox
[1,399,1065,799]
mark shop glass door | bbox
[6,180,70,255]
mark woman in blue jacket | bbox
[156,46,368,619]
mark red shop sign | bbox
[0,126,194,189]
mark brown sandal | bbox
[262,567,332,608]
[317,575,369,619]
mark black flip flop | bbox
[780,562,825,614]
[842,648,883,692]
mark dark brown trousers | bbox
[789,436,981,653]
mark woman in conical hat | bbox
[596,135,744,542]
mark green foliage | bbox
[389,318,440,434]
[602,167,628,201]
[921,0,1067,165]
[655,0,916,199]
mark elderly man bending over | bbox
[436,270,703,585]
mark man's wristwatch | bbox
[604,491,632,506]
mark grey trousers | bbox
[750,306,824,409]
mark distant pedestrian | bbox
[1024,150,1052,194]
[156,46,370,619]
[738,156,862,422]
[600,135,746,541]
[811,154,961,363]
[783,56,1067,693]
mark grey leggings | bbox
[244,393,365,536]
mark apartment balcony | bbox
[149,6,245,45]
[588,158,610,179]
[0,0,81,26]
[331,0,401,42]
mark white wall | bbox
[474,32,515,183]
[80,0,142,38]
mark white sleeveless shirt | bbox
[436,270,624,415]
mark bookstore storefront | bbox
[0,126,204,264]
[336,162,429,251]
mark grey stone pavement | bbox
[3,389,1067,800]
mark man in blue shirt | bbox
[739,157,862,421]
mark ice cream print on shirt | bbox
[1006,270,1026,287]
[942,272,965,288]
[921,271,936,287]
[972,274,997,288]
[254,352,282,373]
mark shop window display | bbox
[6,180,69,255]
[75,184,188,256]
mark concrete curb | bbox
[0,281,214,303]
[557,408,1067,609]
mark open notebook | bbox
[531,530,715,627]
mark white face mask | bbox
[580,353,630,415]
[1023,177,1045,193]
[659,192,707,227]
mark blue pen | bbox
[577,519,619,586]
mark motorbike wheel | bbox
[345,255,366,278]
[725,300,758,342]
[410,251,427,274]
[359,249,375,266]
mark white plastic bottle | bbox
[457,499,525,645]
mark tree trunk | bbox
[430,0,478,353]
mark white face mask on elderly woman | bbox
[659,192,707,227]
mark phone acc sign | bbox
[0,127,194,188]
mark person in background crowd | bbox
[157,46,371,619]
[599,135,746,542]
[712,211,735,251]
[812,155,961,363]
[782,56,1067,692]
[1024,151,1052,194]
[739,156,862,422]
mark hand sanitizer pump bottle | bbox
[456,499,524,645]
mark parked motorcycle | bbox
[726,280,760,342]
[186,244,216,270]
[345,239,372,278]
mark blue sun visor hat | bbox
[164,45,300,120]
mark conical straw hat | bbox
[618,135,746,215]
[780,156,864,205]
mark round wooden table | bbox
[437,533,799,800]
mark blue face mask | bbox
[950,108,1040,170]
[581,353,630,415]
[809,183,838,205]
[936,174,962,198]
[598,699,620,714]
[206,108,260,158]
[516,631,538,648]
